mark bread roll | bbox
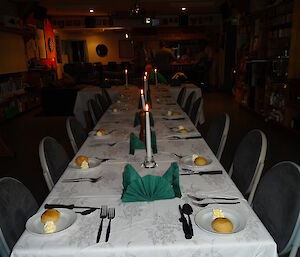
[179,128,189,133]
[41,209,60,224]
[96,128,106,136]
[194,156,207,166]
[212,218,233,233]
[76,156,88,167]
[172,111,180,116]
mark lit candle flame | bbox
[141,89,144,95]
[144,76,147,81]
[154,68,157,72]
[145,71,148,76]
[125,69,128,74]
[145,104,149,112]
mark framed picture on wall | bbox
[119,40,134,58]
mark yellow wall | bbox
[0,32,27,74]
[56,30,133,65]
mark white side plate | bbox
[69,157,101,170]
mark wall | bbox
[0,32,27,75]
[56,30,133,65]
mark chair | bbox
[0,177,38,257]
[176,87,186,108]
[189,97,202,125]
[183,91,195,115]
[102,88,112,105]
[66,116,88,154]
[252,161,300,257]
[39,137,70,191]
[229,129,267,205]
[88,99,103,126]
[205,113,230,160]
[95,93,108,112]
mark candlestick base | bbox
[142,157,157,168]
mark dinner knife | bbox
[187,194,239,201]
[44,204,100,210]
[180,170,223,175]
[178,205,192,239]
[170,136,203,140]
[163,118,185,121]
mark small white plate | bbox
[89,133,112,140]
[26,209,77,235]
[194,207,246,234]
[180,155,212,170]
[69,157,101,170]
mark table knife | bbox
[181,170,223,175]
[187,194,239,201]
[178,205,192,239]
[44,204,100,210]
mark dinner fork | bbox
[61,176,103,183]
[192,201,240,208]
[96,205,107,243]
[105,208,115,242]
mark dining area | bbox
[1,79,299,257]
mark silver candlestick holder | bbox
[142,156,157,168]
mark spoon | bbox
[76,208,97,215]
[182,204,194,236]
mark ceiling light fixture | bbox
[130,0,144,15]
[125,33,129,38]
[181,7,187,11]
[89,9,94,13]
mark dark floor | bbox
[0,91,299,256]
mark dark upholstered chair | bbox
[102,88,112,105]
[206,113,230,160]
[0,177,38,257]
[252,161,300,257]
[229,129,267,205]
[88,99,103,126]
[189,97,202,125]
[95,93,108,112]
[39,137,70,191]
[176,87,186,108]
[66,117,87,154]
[183,91,195,115]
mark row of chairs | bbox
[176,86,300,257]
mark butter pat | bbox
[167,111,172,116]
[44,221,56,234]
[113,108,118,113]
[81,160,89,169]
[178,125,184,130]
[192,154,198,162]
[213,208,224,219]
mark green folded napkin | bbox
[129,132,157,155]
[149,71,168,84]
[122,162,181,202]
[134,112,154,127]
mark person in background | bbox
[180,47,192,63]
[154,41,175,81]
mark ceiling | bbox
[36,0,224,16]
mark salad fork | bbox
[96,205,108,243]
[105,208,115,242]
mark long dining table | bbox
[11,85,278,257]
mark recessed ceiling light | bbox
[89,9,94,13]
[181,7,186,11]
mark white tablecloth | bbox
[11,85,277,257]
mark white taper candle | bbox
[145,104,152,162]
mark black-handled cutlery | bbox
[181,170,223,176]
[187,194,239,201]
[192,201,240,208]
[163,117,185,121]
[44,204,100,210]
[96,205,107,243]
[178,205,192,239]
[61,176,103,183]
[169,136,203,140]
[105,208,115,242]
[182,204,194,236]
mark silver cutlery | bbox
[181,170,222,176]
[192,201,240,208]
[182,204,194,236]
[105,208,115,242]
[163,117,185,121]
[187,194,239,201]
[178,205,192,239]
[61,176,103,183]
[44,204,100,210]
[172,153,184,158]
[96,205,108,243]
[93,157,113,163]
[76,208,97,215]
[169,136,203,140]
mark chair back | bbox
[88,99,103,126]
[252,161,300,257]
[95,93,108,112]
[66,117,87,154]
[0,177,38,257]
[229,129,267,204]
[189,97,202,125]
[206,113,230,160]
[183,91,195,115]
[176,87,186,107]
[102,88,112,105]
[39,137,70,191]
